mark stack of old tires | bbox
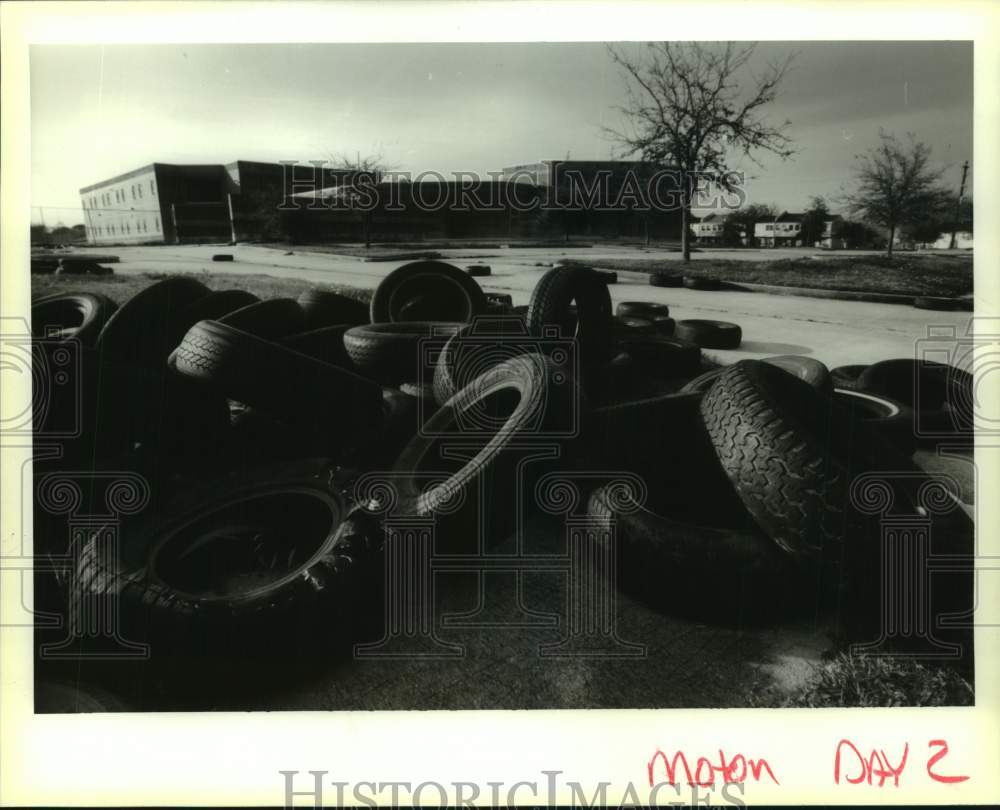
[30,260,975,707]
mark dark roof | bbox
[79,164,159,193]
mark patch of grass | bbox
[750,653,974,708]
[560,253,973,298]
[31,271,371,307]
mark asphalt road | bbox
[73,242,973,371]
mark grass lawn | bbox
[560,252,974,298]
[751,653,974,708]
[31,271,372,306]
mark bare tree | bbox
[328,150,393,248]
[844,131,950,257]
[606,42,795,260]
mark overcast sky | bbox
[30,41,972,226]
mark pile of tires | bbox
[29,259,975,708]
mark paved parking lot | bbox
[73,242,973,370]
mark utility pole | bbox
[948,160,970,250]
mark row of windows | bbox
[89,216,160,238]
[760,223,801,233]
[85,178,156,210]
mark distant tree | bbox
[329,151,392,248]
[239,187,291,242]
[606,42,795,261]
[907,195,973,247]
[838,219,885,250]
[722,202,778,247]
[30,224,51,245]
[799,196,830,247]
[845,131,951,257]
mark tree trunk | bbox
[680,204,691,261]
[887,223,895,258]
[680,172,691,262]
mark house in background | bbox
[817,215,846,249]
[754,211,845,248]
[691,213,729,244]
[754,211,803,247]
[930,231,974,250]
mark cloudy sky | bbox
[30,41,972,225]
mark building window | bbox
[154,217,160,231]
[138,184,142,199]
[150,180,155,195]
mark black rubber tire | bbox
[586,351,645,405]
[617,334,702,379]
[97,276,210,365]
[373,387,422,467]
[69,460,364,652]
[370,260,488,323]
[613,316,656,335]
[674,319,742,349]
[31,292,118,345]
[587,482,792,620]
[297,289,369,328]
[93,358,233,466]
[171,289,260,344]
[595,270,618,284]
[390,353,581,551]
[343,321,466,385]
[173,320,384,439]
[396,295,442,321]
[431,317,535,406]
[650,315,675,336]
[217,298,306,340]
[700,360,863,561]
[855,358,972,413]
[617,301,669,318]
[466,264,492,277]
[681,366,726,394]
[830,364,867,391]
[913,296,957,311]
[212,253,234,262]
[280,325,352,366]
[590,390,706,474]
[761,355,831,393]
[832,388,917,455]
[683,276,721,291]
[400,380,436,397]
[526,265,613,369]
[649,272,683,288]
